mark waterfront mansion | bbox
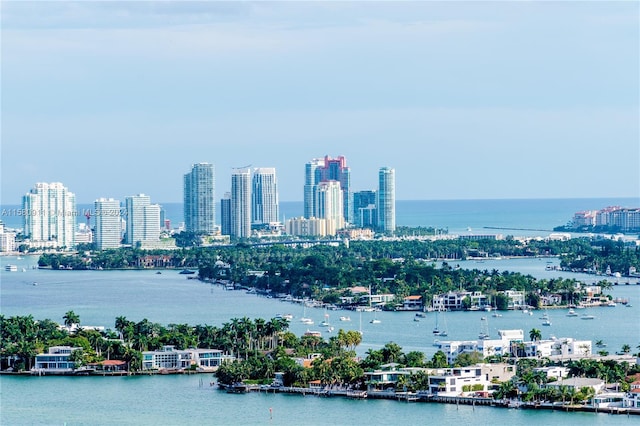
[434,329,592,365]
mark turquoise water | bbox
[1,255,639,424]
[1,374,636,425]
[2,197,640,424]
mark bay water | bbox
[1,197,639,425]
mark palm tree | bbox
[529,328,542,342]
[63,311,80,328]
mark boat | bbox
[325,326,334,333]
[179,269,196,275]
[339,316,351,322]
[300,304,314,325]
[605,301,617,307]
[478,316,490,339]
[415,312,426,318]
[542,318,552,326]
[580,314,595,320]
[5,265,18,272]
[413,317,420,322]
[369,318,381,324]
[492,312,502,317]
[275,314,293,321]
[319,313,331,327]
[566,309,578,317]
[433,307,447,336]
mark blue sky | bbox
[1,1,638,203]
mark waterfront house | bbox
[624,386,640,408]
[401,295,423,311]
[432,291,469,311]
[546,377,605,394]
[32,346,81,374]
[88,360,128,373]
[427,366,490,396]
[533,366,569,380]
[365,363,410,392]
[141,346,225,371]
[500,290,525,309]
[434,330,523,364]
[525,337,592,359]
[591,392,626,408]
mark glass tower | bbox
[377,167,396,233]
[184,163,215,234]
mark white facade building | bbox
[33,346,81,374]
[22,182,76,249]
[315,180,344,236]
[252,168,279,225]
[285,217,327,237]
[125,194,160,246]
[377,167,395,233]
[94,198,122,250]
[231,168,251,238]
[141,345,225,371]
[0,229,16,252]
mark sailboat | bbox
[300,303,314,325]
[432,307,447,336]
[478,316,490,339]
[370,311,381,324]
[320,312,331,327]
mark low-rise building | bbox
[534,366,569,380]
[428,366,491,396]
[141,346,226,371]
[32,346,81,374]
[400,295,423,311]
[545,377,605,394]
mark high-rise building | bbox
[231,168,251,238]
[22,182,76,249]
[184,163,216,234]
[353,190,377,228]
[94,198,122,250]
[304,158,324,219]
[125,194,160,246]
[377,167,396,233]
[315,180,344,236]
[220,192,231,236]
[304,155,351,224]
[252,168,279,225]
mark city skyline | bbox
[1,2,638,204]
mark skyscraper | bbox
[125,194,160,246]
[94,198,122,250]
[304,155,351,224]
[353,190,377,228]
[377,167,396,233]
[220,192,232,236]
[22,182,76,249]
[231,168,251,238]
[252,168,279,225]
[304,158,324,219]
[315,180,344,236]
[184,163,216,234]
